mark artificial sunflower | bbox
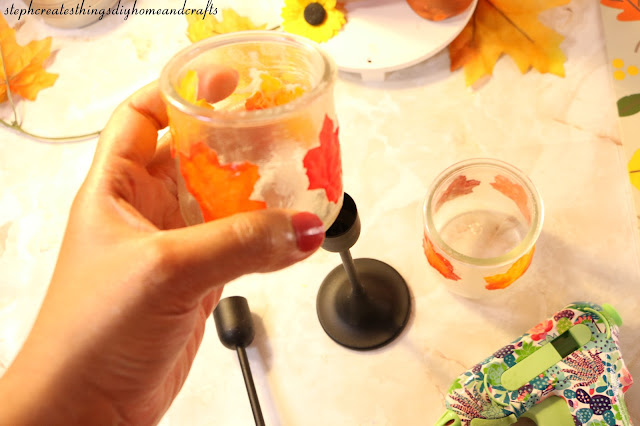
[281,0,346,43]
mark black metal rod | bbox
[339,250,366,296]
[236,346,265,426]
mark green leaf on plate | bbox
[618,94,640,117]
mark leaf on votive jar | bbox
[178,141,266,221]
[435,175,481,212]
[490,174,531,224]
[601,0,640,21]
[171,71,214,156]
[483,245,535,290]
[186,9,267,43]
[177,70,215,109]
[448,0,568,86]
[0,14,58,102]
[177,70,198,104]
[245,73,305,111]
[303,115,343,203]
[423,235,461,281]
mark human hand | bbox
[0,69,325,425]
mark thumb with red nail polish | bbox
[154,209,326,300]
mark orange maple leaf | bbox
[490,174,531,224]
[601,0,640,21]
[449,0,568,86]
[245,73,305,111]
[0,15,58,102]
[178,141,266,221]
[423,234,461,281]
[484,245,535,289]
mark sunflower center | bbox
[304,2,327,26]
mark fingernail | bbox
[292,212,325,252]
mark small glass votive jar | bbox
[422,158,543,298]
[160,31,343,228]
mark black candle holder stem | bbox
[213,296,265,426]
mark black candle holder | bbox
[316,193,411,350]
[213,296,265,426]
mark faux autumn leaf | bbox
[490,174,531,224]
[186,8,267,43]
[171,70,214,156]
[484,245,535,289]
[423,234,461,281]
[179,141,266,221]
[449,0,568,86]
[245,73,305,111]
[601,0,640,21]
[435,175,480,211]
[303,115,342,203]
[0,14,58,102]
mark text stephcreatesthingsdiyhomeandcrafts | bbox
[4,0,218,22]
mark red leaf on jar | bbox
[435,175,480,211]
[178,142,266,221]
[303,115,343,203]
[490,174,531,224]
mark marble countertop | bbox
[1,0,639,424]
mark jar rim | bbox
[159,30,337,127]
[423,158,544,268]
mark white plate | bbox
[321,0,478,81]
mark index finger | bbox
[95,81,168,166]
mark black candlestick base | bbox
[317,258,411,350]
[316,193,411,351]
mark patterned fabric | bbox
[444,303,633,426]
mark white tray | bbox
[321,0,478,81]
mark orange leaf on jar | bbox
[0,15,58,102]
[423,234,461,281]
[483,245,535,290]
[490,174,531,224]
[178,141,266,222]
[245,73,305,111]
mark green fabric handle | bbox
[501,324,591,390]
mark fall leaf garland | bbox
[0,15,99,142]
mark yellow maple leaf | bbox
[0,15,58,102]
[186,8,267,43]
[449,0,568,86]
